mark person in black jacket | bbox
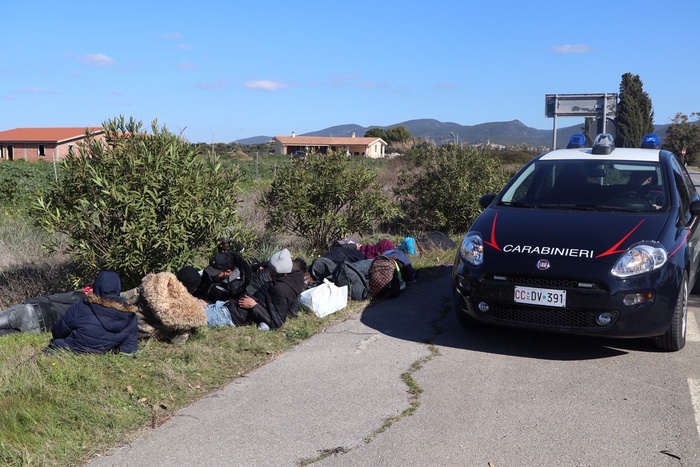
[194,251,251,304]
[47,270,138,354]
[309,236,365,281]
[0,290,86,337]
[203,249,305,330]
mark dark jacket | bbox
[194,252,252,303]
[323,244,365,265]
[29,290,87,332]
[49,271,138,354]
[228,270,306,328]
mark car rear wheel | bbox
[656,272,688,351]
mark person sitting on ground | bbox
[246,257,310,296]
[122,266,208,345]
[309,236,365,282]
[194,251,251,304]
[0,288,88,337]
[46,270,139,354]
[205,248,306,330]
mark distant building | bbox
[0,127,105,162]
[273,132,387,158]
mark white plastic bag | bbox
[299,279,348,318]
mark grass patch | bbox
[0,302,365,466]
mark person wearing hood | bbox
[47,270,138,354]
[205,249,306,330]
[122,266,208,345]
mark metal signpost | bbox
[545,93,618,149]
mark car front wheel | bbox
[656,272,688,351]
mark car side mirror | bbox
[478,193,497,209]
[690,200,700,217]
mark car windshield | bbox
[499,159,669,212]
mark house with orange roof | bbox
[0,127,105,162]
[273,132,387,158]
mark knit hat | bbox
[269,248,293,274]
[204,252,235,276]
[176,266,202,294]
[337,236,359,246]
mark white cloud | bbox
[177,44,194,50]
[435,82,458,89]
[551,44,592,54]
[160,33,183,39]
[244,79,287,91]
[80,53,115,67]
[178,62,196,69]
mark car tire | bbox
[655,272,688,351]
[455,305,480,329]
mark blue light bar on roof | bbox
[567,133,587,149]
[641,133,660,149]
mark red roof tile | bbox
[0,127,103,143]
[274,135,386,145]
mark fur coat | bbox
[124,271,207,345]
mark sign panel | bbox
[545,93,618,118]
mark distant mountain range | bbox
[237,118,669,149]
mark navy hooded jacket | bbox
[50,270,138,354]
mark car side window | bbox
[671,157,691,224]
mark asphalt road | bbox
[87,262,700,467]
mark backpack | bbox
[331,259,372,301]
[369,255,405,300]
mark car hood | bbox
[472,206,671,262]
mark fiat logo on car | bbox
[537,259,550,270]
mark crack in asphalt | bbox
[298,293,453,465]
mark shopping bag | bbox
[299,279,348,318]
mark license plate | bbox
[514,286,566,307]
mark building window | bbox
[38,144,46,156]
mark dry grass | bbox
[0,216,78,308]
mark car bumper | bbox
[452,258,683,339]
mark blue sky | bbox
[2,1,698,144]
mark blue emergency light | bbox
[641,133,660,149]
[567,133,587,149]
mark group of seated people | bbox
[0,236,415,355]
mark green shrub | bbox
[259,151,398,253]
[394,144,509,234]
[32,116,253,287]
[0,160,54,213]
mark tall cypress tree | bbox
[614,73,654,148]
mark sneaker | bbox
[258,322,270,331]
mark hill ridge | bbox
[236,118,669,149]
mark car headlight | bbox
[611,244,667,278]
[460,233,484,266]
